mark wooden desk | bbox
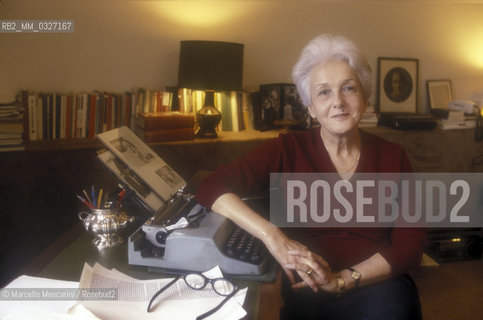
[20,221,282,320]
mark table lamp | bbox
[177,40,244,137]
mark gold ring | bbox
[306,267,313,275]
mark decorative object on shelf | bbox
[427,79,453,118]
[377,57,419,114]
[177,40,244,138]
[258,83,308,131]
[195,90,221,138]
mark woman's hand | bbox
[262,226,332,292]
[210,193,335,292]
[284,248,339,294]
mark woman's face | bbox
[308,60,367,138]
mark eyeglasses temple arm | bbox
[196,287,240,320]
[147,277,180,313]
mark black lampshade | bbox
[177,40,244,91]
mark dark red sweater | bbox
[195,128,427,275]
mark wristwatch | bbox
[348,267,361,289]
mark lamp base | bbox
[195,96,222,138]
[196,127,219,138]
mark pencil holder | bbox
[78,207,134,250]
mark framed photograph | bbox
[427,79,453,110]
[377,57,419,113]
[258,83,308,131]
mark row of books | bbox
[19,88,258,144]
[0,99,25,152]
[22,90,134,142]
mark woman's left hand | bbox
[284,249,339,294]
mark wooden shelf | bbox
[24,129,283,151]
[26,138,102,151]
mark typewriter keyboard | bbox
[223,224,266,265]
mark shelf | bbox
[24,129,283,151]
[22,126,480,154]
[26,138,102,151]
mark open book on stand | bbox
[96,126,186,213]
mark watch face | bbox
[351,271,361,280]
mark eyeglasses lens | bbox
[213,279,235,296]
[185,274,206,289]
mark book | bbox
[0,121,24,133]
[219,91,233,131]
[96,126,186,204]
[0,144,25,152]
[134,126,194,142]
[135,112,194,131]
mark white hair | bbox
[292,34,372,107]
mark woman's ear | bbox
[307,105,316,118]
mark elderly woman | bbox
[196,34,426,320]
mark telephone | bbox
[447,100,482,141]
[448,100,479,114]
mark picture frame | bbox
[258,83,308,131]
[377,57,419,113]
[426,79,453,110]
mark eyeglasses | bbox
[147,272,239,320]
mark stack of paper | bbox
[359,106,378,128]
[0,264,247,320]
[80,263,247,320]
[0,99,25,151]
[439,111,468,130]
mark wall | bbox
[1,0,482,112]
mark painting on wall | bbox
[377,57,419,114]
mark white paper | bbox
[1,264,247,320]
[79,263,247,320]
[0,275,79,318]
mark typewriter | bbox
[96,127,272,276]
[128,193,272,276]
